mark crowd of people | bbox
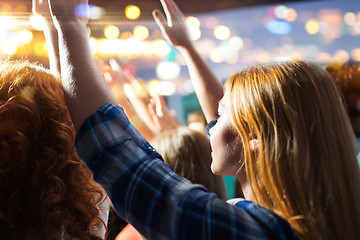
[1,0,360,239]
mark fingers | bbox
[153,10,169,32]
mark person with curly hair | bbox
[0,60,109,240]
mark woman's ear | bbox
[249,139,259,151]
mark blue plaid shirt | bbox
[75,103,299,240]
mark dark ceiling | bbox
[91,0,317,18]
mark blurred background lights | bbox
[344,12,357,25]
[228,36,244,50]
[334,49,350,63]
[274,5,288,19]
[15,4,27,13]
[186,16,201,28]
[30,14,47,31]
[285,8,297,22]
[89,5,106,19]
[305,20,320,34]
[2,41,17,55]
[104,25,120,40]
[156,61,181,80]
[266,20,291,34]
[75,4,90,18]
[188,27,201,41]
[133,25,149,40]
[0,4,12,13]
[125,5,141,20]
[204,16,219,29]
[148,79,176,96]
[351,48,360,61]
[16,30,33,46]
[214,25,230,40]
[152,40,171,57]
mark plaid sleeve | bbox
[75,103,299,240]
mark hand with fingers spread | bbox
[148,93,181,132]
[153,0,192,49]
[153,0,224,123]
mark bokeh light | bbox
[186,16,201,28]
[334,50,350,62]
[125,5,141,20]
[133,25,149,40]
[305,20,320,35]
[156,61,181,80]
[104,25,120,40]
[266,20,292,34]
[188,27,201,41]
[89,5,106,19]
[148,79,177,96]
[152,40,171,57]
[344,12,357,25]
[204,16,219,29]
[285,8,298,22]
[351,48,360,61]
[214,25,230,40]
[16,30,33,46]
[275,5,288,19]
[30,14,47,31]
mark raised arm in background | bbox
[32,0,60,76]
[153,0,223,122]
[48,0,117,130]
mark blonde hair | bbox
[0,60,105,240]
[151,126,227,200]
[225,60,360,240]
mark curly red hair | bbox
[0,60,106,240]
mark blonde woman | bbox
[48,0,360,240]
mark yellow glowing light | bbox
[15,4,27,12]
[133,25,149,40]
[16,30,33,45]
[2,42,17,55]
[285,8,297,22]
[214,25,231,40]
[125,5,141,20]
[152,40,171,57]
[104,25,120,40]
[121,31,133,40]
[305,20,320,35]
[1,4,12,13]
[87,26,91,36]
[344,12,357,26]
[30,14,47,31]
[148,79,176,96]
[186,16,200,29]
[34,42,47,56]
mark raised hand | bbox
[148,94,181,132]
[32,0,52,22]
[153,0,192,49]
